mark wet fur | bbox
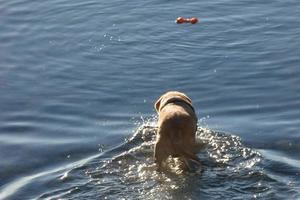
[154,91,201,171]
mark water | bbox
[0,0,299,199]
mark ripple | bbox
[2,121,299,199]
[62,124,267,199]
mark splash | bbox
[39,120,297,200]
[35,120,300,199]
[83,122,263,199]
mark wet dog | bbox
[154,91,201,171]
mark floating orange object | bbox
[176,17,186,24]
[176,17,199,24]
[189,17,198,24]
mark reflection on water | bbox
[1,0,300,199]
[15,122,293,200]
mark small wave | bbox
[34,122,299,200]
[64,123,265,199]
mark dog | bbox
[154,91,202,171]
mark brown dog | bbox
[154,91,201,171]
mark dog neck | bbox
[160,97,195,113]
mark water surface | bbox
[0,0,299,199]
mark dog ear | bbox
[178,93,193,105]
[154,96,163,112]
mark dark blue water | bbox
[0,0,299,199]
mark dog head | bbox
[154,91,193,112]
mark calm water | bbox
[0,0,300,199]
